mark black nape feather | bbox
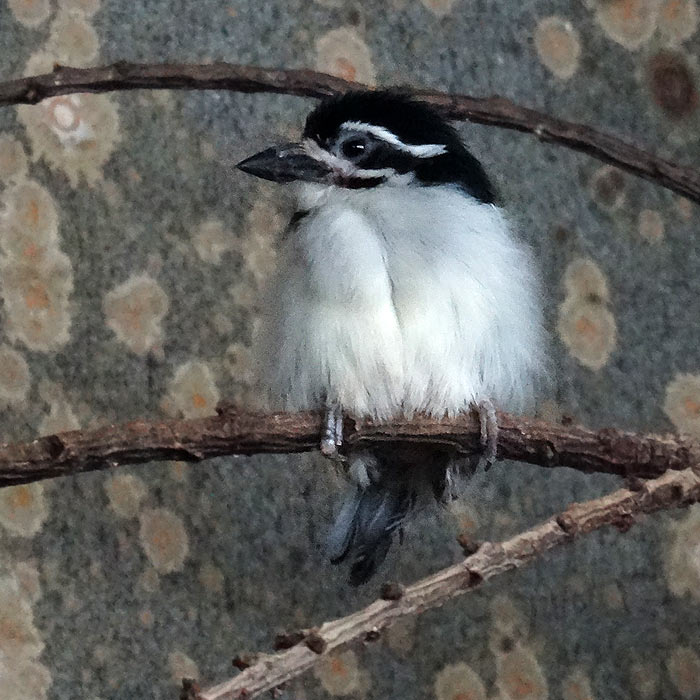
[304,90,496,204]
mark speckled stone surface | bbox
[0,1,699,699]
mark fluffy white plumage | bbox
[256,182,544,418]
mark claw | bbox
[320,404,344,459]
[476,399,498,471]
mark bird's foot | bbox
[320,404,344,460]
[475,398,498,471]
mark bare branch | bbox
[1,408,697,487]
[195,467,700,700]
[1,62,698,203]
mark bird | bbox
[237,90,544,586]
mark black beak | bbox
[236,142,333,184]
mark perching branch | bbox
[192,466,700,700]
[1,62,699,203]
[1,408,698,487]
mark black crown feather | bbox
[304,91,496,203]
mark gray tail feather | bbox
[326,446,453,586]
[327,482,414,586]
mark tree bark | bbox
[1,408,697,487]
[0,62,697,203]
[193,467,700,700]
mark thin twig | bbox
[1,62,698,203]
[195,467,700,700]
[1,408,697,487]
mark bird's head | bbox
[237,90,495,203]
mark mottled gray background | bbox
[0,0,699,698]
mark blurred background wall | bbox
[0,0,699,698]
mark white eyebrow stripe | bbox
[302,137,400,179]
[341,120,447,158]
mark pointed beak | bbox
[236,142,333,184]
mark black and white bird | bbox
[237,91,544,585]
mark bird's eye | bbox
[341,137,367,158]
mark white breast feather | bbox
[255,184,544,419]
